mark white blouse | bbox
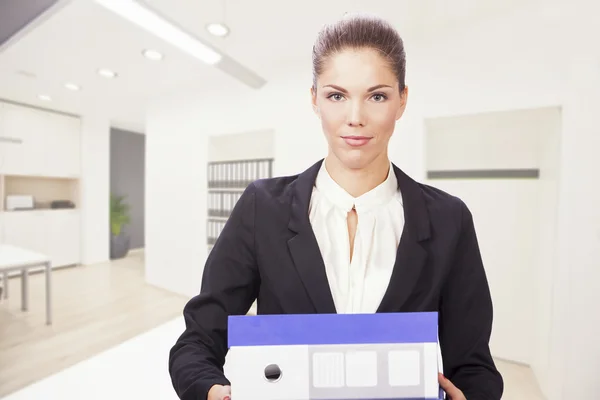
[308,162,404,314]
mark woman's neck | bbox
[324,153,391,198]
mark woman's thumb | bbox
[220,385,231,400]
[208,384,231,400]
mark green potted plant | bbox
[110,194,131,259]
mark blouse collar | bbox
[314,161,399,213]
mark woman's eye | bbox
[328,93,344,101]
[372,93,387,102]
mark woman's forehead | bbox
[318,49,397,88]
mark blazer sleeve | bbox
[169,183,259,400]
[439,200,504,400]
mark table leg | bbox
[2,271,7,299]
[21,269,29,311]
[46,262,52,325]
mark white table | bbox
[0,244,52,325]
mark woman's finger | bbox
[438,373,464,399]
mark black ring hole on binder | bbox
[264,364,282,382]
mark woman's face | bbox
[311,48,407,170]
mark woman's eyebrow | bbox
[323,84,393,93]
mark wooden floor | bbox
[0,250,545,399]
[0,251,189,398]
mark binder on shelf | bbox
[207,192,220,217]
[260,161,269,179]
[227,163,232,189]
[219,192,225,217]
[238,162,242,187]
[207,219,226,245]
[215,163,220,189]
[213,164,217,189]
[206,220,213,245]
[224,192,231,216]
[214,193,223,216]
[239,162,243,187]
[208,158,273,189]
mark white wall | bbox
[145,0,600,397]
[532,108,562,396]
[424,107,561,366]
[144,96,209,297]
[208,130,275,162]
[80,115,110,265]
[549,54,600,400]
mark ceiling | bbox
[0,0,535,133]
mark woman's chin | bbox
[336,150,374,170]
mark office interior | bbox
[0,0,598,399]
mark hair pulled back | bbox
[312,13,406,92]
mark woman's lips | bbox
[341,136,372,147]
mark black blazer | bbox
[169,159,504,400]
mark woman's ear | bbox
[395,85,409,121]
[310,86,320,116]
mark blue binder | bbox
[226,312,444,400]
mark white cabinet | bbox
[0,102,81,178]
[45,112,81,178]
[2,210,81,268]
[0,102,83,271]
[46,209,80,266]
[0,103,45,176]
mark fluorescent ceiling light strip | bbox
[95,0,222,65]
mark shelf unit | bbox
[206,158,274,249]
[0,100,82,277]
[1,174,79,210]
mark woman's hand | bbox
[438,373,466,400]
[207,384,231,400]
[210,376,462,400]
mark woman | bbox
[169,13,503,400]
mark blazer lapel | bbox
[287,159,337,314]
[377,164,431,312]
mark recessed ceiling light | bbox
[97,68,118,78]
[64,83,81,91]
[38,94,52,101]
[142,49,164,61]
[206,22,229,37]
[95,0,222,65]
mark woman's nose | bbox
[347,102,366,127]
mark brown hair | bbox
[312,13,406,92]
